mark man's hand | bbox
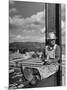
[44,59,52,64]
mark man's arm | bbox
[55,45,60,62]
[50,45,60,63]
[41,47,47,63]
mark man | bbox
[39,32,60,79]
[42,32,60,65]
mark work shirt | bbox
[45,44,60,63]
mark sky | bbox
[9,0,45,43]
[9,0,65,44]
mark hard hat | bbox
[47,32,56,40]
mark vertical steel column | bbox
[45,3,48,44]
[45,3,56,33]
[56,4,62,86]
[45,3,62,86]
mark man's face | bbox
[48,39,56,46]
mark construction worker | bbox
[39,32,60,79]
[41,32,60,64]
[45,32,60,64]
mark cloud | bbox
[39,36,45,42]
[23,29,34,33]
[16,35,24,39]
[9,0,15,5]
[9,9,45,31]
[9,33,29,42]
[40,27,45,33]
[9,15,24,26]
[61,4,66,22]
[9,33,16,43]
[9,8,17,13]
[9,9,45,42]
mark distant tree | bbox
[23,48,28,54]
[19,48,23,54]
[37,48,42,52]
[32,53,37,58]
